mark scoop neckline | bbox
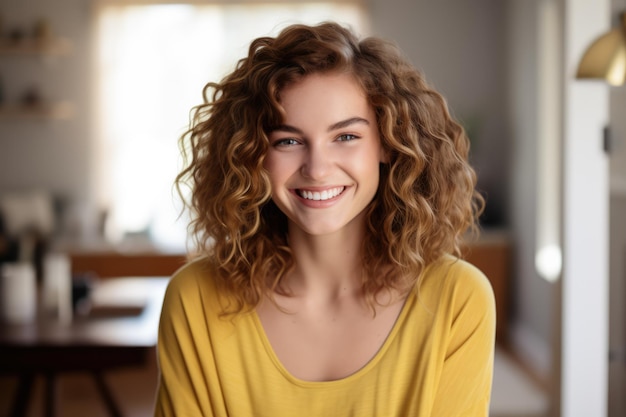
[250,285,418,388]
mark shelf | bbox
[0,102,75,120]
[0,37,72,56]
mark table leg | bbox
[9,373,34,417]
[93,371,123,417]
[44,372,56,417]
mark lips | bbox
[296,186,345,201]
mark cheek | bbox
[355,144,383,192]
[354,142,384,170]
[263,153,292,190]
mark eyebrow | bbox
[271,117,370,134]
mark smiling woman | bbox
[156,22,494,417]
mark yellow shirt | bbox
[155,255,495,416]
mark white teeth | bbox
[299,187,344,201]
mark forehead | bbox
[277,72,371,120]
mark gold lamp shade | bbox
[576,12,626,86]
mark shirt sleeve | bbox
[430,261,497,417]
[153,265,222,417]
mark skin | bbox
[257,72,405,382]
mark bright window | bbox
[94,2,368,252]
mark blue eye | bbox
[337,134,359,142]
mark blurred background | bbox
[0,0,624,416]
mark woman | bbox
[155,22,495,416]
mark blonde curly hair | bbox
[176,22,484,312]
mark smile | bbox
[297,187,345,201]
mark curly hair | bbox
[176,22,484,313]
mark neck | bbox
[283,220,366,298]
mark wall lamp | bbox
[576,12,626,86]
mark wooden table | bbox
[0,277,169,417]
[69,252,187,279]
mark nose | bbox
[301,143,332,180]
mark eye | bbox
[337,133,359,142]
[273,138,300,147]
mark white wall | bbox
[562,0,610,414]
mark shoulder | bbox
[424,255,493,294]
[162,257,222,316]
[419,254,495,317]
[167,257,216,292]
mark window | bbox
[94,2,368,252]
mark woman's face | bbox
[264,72,385,237]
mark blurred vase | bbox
[0,262,37,324]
